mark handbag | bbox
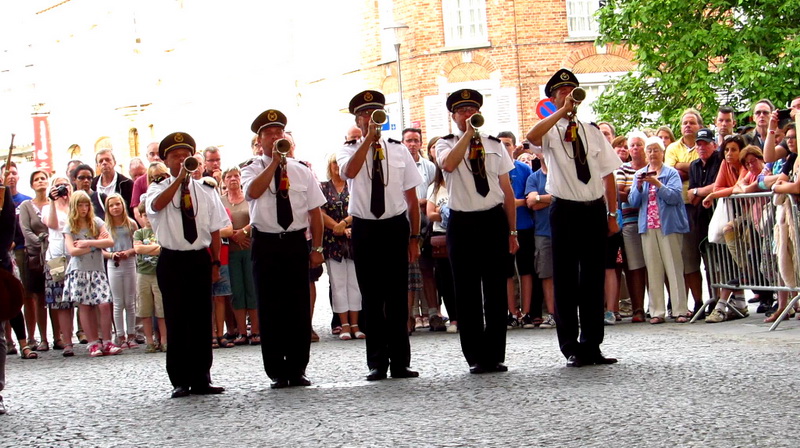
[46,256,67,283]
[430,234,448,258]
[708,197,729,244]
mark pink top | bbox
[646,184,661,229]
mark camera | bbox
[777,109,792,122]
[54,184,69,198]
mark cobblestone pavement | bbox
[3,300,800,448]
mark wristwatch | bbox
[693,188,699,196]
[607,211,618,218]
[509,230,518,236]
[311,246,324,254]
[535,194,541,203]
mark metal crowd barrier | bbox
[696,192,800,330]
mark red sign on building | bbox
[33,115,53,172]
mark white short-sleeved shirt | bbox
[336,138,423,219]
[145,176,230,251]
[435,129,514,212]
[415,157,436,200]
[41,204,67,260]
[427,183,449,233]
[240,156,327,233]
[536,119,622,202]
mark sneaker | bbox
[144,344,159,354]
[506,313,520,329]
[102,341,122,356]
[603,310,616,326]
[429,314,446,332]
[126,338,139,349]
[521,314,536,329]
[705,309,727,323]
[726,305,749,320]
[446,322,458,333]
[540,314,556,329]
[88,343,104,357]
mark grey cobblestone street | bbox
[3,298,800,448]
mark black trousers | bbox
[550,197,607,359]
[351,214,410,371]
[251,228,310,380]
[157,248,213,388]
[431,233,457,322]
[447,206,508,367]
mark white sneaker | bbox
[102,341,123,356]
[446,322,458,333]
[540,314,556,329]
[603,310,616,326]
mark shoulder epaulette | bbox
[488,135,500,142]
[298,160,311,168]
[238,158,255,168]
[201,177,218,188]
[442,134,454,140]
[388,138,402,145]
[151,175,167,184]
[345,139,357,145]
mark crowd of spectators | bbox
[3,95,799,367]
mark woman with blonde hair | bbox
[62,191,120,357]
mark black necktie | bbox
[370,143,385,218]
[275,164,293,230]
[573,132,591,184]
[180,181,198,243]
[469,136,490,197]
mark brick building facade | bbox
[301,0,635,143]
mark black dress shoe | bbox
[288,375,312,387]
[469,364,487,374]
[489,362,508,372]
[171,386,191,398]
[270,378,289,389]
[566,355,585,368]
[390,367,419,379]
[191,385,225,395]
[590,354,618,365]
[366,368,388,381]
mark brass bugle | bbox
[469,113,484,129]
[371,109,387,138]
[275,138,291,157]
[183,156,200,173]
[570,87,586,103]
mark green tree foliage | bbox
[594,0,800,133]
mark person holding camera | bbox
[525,69,621,368]
[628,137,690,324]
[146,132,230,398]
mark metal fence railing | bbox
[693,192,800,330]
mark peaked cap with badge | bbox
[544,69,580,98]
[251,109,288,134]
[446,89,483,112]
[348,90,386,115]
[159,132,197,160]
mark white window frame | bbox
[442,0,490,49]
[566,0,600,39]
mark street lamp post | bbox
[384,23,409,132]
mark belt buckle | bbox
[279,231,287,240]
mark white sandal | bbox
[339,323,352,340]
[351,324,366,339]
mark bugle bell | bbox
[275,138,291,158]
[570,87,586,103]
[183,156,200,173]
[468,113,484,129]
[371,110,387,138]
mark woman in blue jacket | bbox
[628,136,690,324]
